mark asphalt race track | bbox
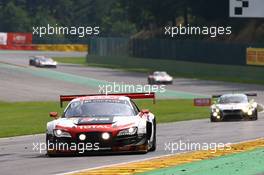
[1,119,264,175]
[1,51,264,102]
[0,51,263,175]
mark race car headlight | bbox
[54,129,71,138]
[252,102,257,108]
[247,110,253,116]
[79,134,86,141]
[212,112,218,117]
[242,107,249,113]
[212,107,220,113]
[117,127,137,136]
[101,132,110,140]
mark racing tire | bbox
[148,78,153,85]
[149,119,156,152]
[29,60,35,66]
[210,116,220,122]
[251,110,258,121]
[46,134,55,157]
[46,134,63,157]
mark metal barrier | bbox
[88,37,264,65]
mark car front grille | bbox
[77,132,113,148]
[222,109,242,115]
[221,109,244,120]
[77,132,142,147]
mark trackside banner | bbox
[247,48,264,66]
[0,32,7,45]
[7,33,32,45]
[0,32,34,50]
[193,98,211,107]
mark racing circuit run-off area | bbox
[0,0,264,175]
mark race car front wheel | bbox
[210,115,222,122]
[251,110,258,121]
[148,78,154,85]
[46,134,55,157]
[210,116,216,122]
[149,119,156,152]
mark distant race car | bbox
[148,71,173,85]
[46,93,156,156]
[29,56,57,68]
[210,93,258,122]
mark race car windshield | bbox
[218,96,248,104]
[64,99,135,117]
[154,72,167,76]
[40,58,52,62]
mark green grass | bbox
[0,101,64,138]
[54,56,264,85]
[136,99,209,123]
[53,57,86,65]
[0,100,208,138]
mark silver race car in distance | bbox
[210,93,258,122]
[148,71,173,85]
[29,56,57,68]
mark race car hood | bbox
[154,76,172,81]
[55,116,138,128]
[215,103,248,110]
[40,60,57,65]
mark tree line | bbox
[0,0,262,42]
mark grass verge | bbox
[53,56,264,85]
[54,57,86,65]
[0,101,64,138]
[0,99,208,138]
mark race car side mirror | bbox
[49,112,58,118]
[139,109,149,117]
[141,109,149,114]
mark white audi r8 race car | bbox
[46,93,156,156]
[210,93,258,122]
[29,56,57,68]
[148,71,173,85]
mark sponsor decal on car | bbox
[78,125,111,129]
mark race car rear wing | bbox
[59,92,156,107]
[212,93,257,98]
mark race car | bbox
[29,56,57,68]
[46,93,156,156]
[148,71,173,85]
[210,93,258,122]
